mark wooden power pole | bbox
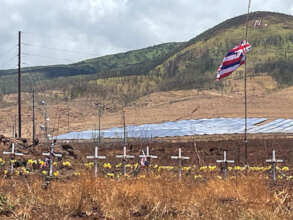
[18,31,22,138]
[32,88,36,146]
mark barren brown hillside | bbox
[0,76,293,138]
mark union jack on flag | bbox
[216,40,251,80]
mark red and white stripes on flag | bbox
[140,150,147,167]
[216,40,251,80]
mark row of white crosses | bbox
[86,145,190,178]
[216,150,283,181]
[2,143,282,181]
[2,142,63,177]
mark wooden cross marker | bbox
[116,146,135,176]
[266,149,283,181]
[42,143,62,177]
[216,151,234,179]
[87,146,106,177]
[139,146,158,173]
[171,147,190,178]
[3,143,24,174]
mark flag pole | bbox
[244,0,251,166]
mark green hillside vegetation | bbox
[0,11,293,104]
[0,42,182,95]
[149,11,293,92]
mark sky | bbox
[0,0,293,69]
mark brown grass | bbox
[0,173,292,219]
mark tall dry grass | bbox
[0,173,292,219]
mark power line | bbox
[22,42,98,57]
[22,52,74,62]
[22,31,88,44]
[0,45,18,60]
[0,53,18,69]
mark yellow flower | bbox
[4,170,8,175]
[125,164,133,168]
[199,166,207,171]
[183,166,191,171]
[53,162,58,166]
[103,163,112,169]
[234,166,242,171]
[194,175,202,179]
[208,165,216,171]
[0,158,5,165]
[84,162,94,168]
[39,160,46,166]
[53,171,59,177]
[27,159,37,166]
[62,161,71,167]
[22,167,29,175]
[115,163,122,168]
[282,167,289,172]
[73,172,80,176]
[42,170,48,175]
[158,166,174,171]
[250,167,265,172]
[133,163,139,169]
[153,164,158,169]
[15,170,20,176]
[228,166,233,171]
[106,173,114,177]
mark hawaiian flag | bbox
[216,40,251,80]
[140,150,148,167]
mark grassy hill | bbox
[0,42,182,95]
[149,11,293,91]
[1,11,293,104]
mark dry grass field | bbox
[0,173,292,219]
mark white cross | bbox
[216,151,234,179]
[42,143,62,177]
[116,146,135,176]
[87,146,106,177]
[171,148,189,178]
[266,150,283,181]
[3,143,24,174]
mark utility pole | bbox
[244,0,251,166]
[18,31,21,138]
[67,102,70,131]
[97,104,102,145]
[40,100,49,141]
[123,109,126,145]
[32,88,35,146]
